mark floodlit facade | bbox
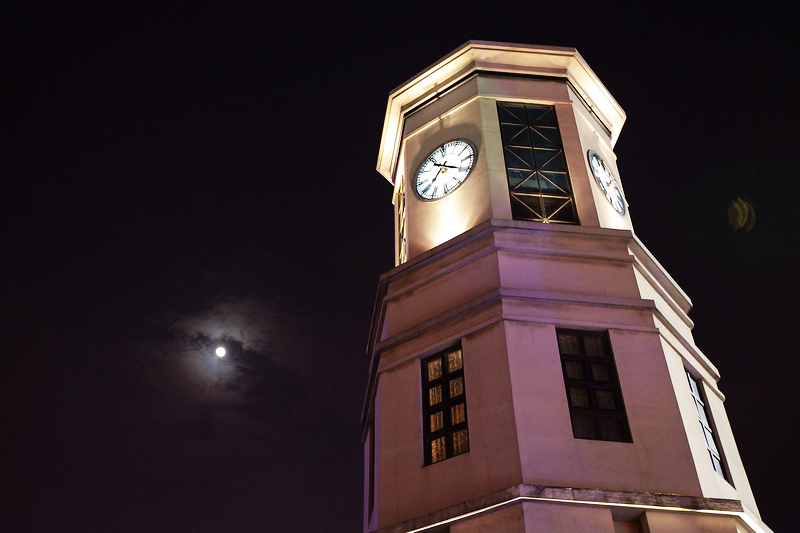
[362,41,772,533]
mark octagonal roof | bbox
[377,41,626,183]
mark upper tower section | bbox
[377,41,631,264]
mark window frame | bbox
[556,329,632,443]
[496,101,579,225]
[395,175,407,265]
[421,344,470,465]
[686,370,730,482]
[367,421,375,518]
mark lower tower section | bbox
[361,221,770,533]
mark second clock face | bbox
[588,150,626,216]
[415,140,476,200]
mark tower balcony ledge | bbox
[368,483,772,533]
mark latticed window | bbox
[687,371,728,480]
[422,345,469,464]
[497,102,578,224]
[395,177,407,265]
[557,330,631,442]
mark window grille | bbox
[557,330,631,442]
[497,102,578,224]
[422,345,469,464]
[687,371,729,480]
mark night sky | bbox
[2,3,797,532]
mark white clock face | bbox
[588,150,625,216]
[415,140,476,200]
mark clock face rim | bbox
[413,140,477,201]
[587,150,626,216]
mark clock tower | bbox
[362,42,772,533]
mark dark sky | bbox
[2,2,797,532]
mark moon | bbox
[215,347,226,358]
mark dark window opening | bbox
[368,422,375,517]
[557,330,631,442]
[687,371,730,481]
